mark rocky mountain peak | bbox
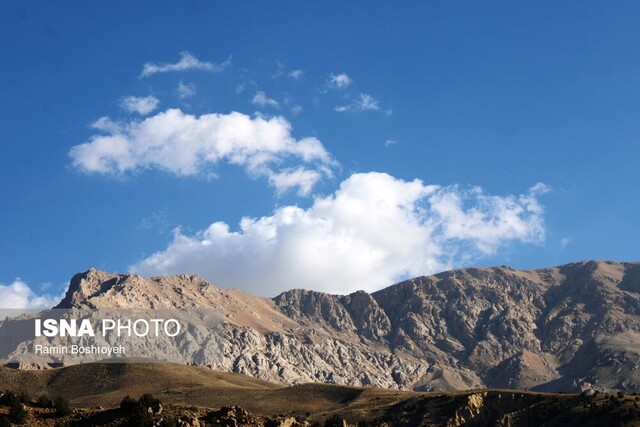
[55,269,129,309]
[55,269,216,309]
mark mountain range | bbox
[4,260,640,394]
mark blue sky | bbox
[2,2,639,306]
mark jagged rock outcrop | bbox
[3,260,640,392]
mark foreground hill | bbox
[1,362,639,426]
[4,260,640,393]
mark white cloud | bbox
[291,105,303,115]
[384,139,398,147]
[359,94,379,110]
[176,81,196,99]
[329,73,352,89]
[336,94,380,113]
[560,237,572,249]
[289,69,303,79]
[140,52,231,78]
[268,167,322,196]
[251,91,280,108]
[119,96,160,115]
[69,109,335,195]
[0,279,62,309]
[131,172,548,296]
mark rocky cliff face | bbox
[7,261,640,392]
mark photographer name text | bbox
[34,344,126,356]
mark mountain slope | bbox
[4,363,640,426]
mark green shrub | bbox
[18,392,30,404]
[122,407,153,427]
[120,394,162,427]
[9,400,27,424]
[158,418,178,427]
[324,414,346,427]
[54,396,73,417]
[120,395,139,413]
[139,393,161,411]
[0,391,18,407]
[37,394,53,408]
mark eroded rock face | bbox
[8,260,640,392]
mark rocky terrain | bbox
[2,260,640,393]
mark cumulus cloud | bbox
[131,172,548,296]
[176,81,196,99]
[0,279,62,309]
[69,109,335,195]
[335,94,380,113]
[140,52,230,78]
[251,91,280,108]
[329,73,352,89]
[119,96,160,115]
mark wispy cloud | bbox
[132,173,549,296]
[119,96,160,115]
[384,139,398,147]
[140,208,171,233]
[328,73,352,89]
[176,81,196,99]
[251,91,280,108]
[271,62,286,79]
[271,62,304,80]
[69,109,336,196]
[560,237,572,249]
[140,52,231,78]
[335,93,380,113]
[289,69,303,79]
